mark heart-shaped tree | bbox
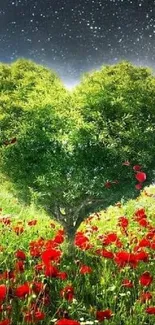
[0,59,155,247]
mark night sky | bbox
[0,0,155,89]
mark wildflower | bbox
[135,172,146,183]
[15,282,30,298]
[139,272,153,287]
[15,250,26,260]
[0,285,7,301]
[13,226,24,235]
[96,309,113,321]
[146,306,155,314]
[55,319,80,325]
[140,291,152,303]
[15,260,25,273]
[42,248,61,265]
[57,272,68,280]
[79,265,92,274]
[0,319,11,325]
[60,285,74,301]
[133,165,141,171]
[44,264,59,277]
[122,279,134,288]
[135,183,143,190]
[96,249,114,259]
[28,220,37,226]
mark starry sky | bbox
[0,0,155,88]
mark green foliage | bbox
[0,59,155,236]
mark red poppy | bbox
[44,264,59,278]
[13,226,24,235]
[96,249,114,259]
[60,285,74,301]
[32,282,45,295]
[53,232,64,244]
[15,250,26,260]
[135,172,146,183]
[140,291,152,303]
[0,319,11,325]
[135,250,149,262]
[15,260,25,273]
[122,279,134,288]
[146,306,155,314]
[102,233,122,248]
[139,272,153,287]
[28,220,37,226]
[0,285,7,301]
[34,310,45,321]
[114,251,137,268]
[96,309,113,321]
[24,309,45,323]
[138,238,151,248]
[74,232,90,250]
[79,265,92,274]
[57,272,68,280]
[138,218,149,228]
[15,282,30,298]
[42,248,61,265]
[133,165,141,171]
[118,217,129,232]
[135,183,143,190]
[55,319,80,325]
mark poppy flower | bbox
[42,248,61,265]
[74,232,90,250]
[96,249,114,259]
[15,260,25,273]
[146,306,155,314]
[135,250,149,262]
[135,172,146,183]
[79,265,92,274]
[55,319,80,325]
[32,282,45,295]
[13,226,24,235]
[114,251,137,268]
[28,220,37,226]
[133,165,141,171]
[134,209,147,222]
[122,279,134,288]
[24,309,45,323]
[96,309,113,321]
[140,291,152,303]
[60,285,74,301]
[57,272,68,280]
[135,183,143,190]
[0,319,11,325]
[15,282,30,298]
[44,264,59,278]
[118,217,129,231]
[0,285,7,301]
[139,272,153,287]
[15,250,26,260]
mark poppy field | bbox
[0,184,155,325]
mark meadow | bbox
[0,178,155,325]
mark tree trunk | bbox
[63,224,77,256]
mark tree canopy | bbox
[0,59,155,240]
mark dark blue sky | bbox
[0,0,155,88]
